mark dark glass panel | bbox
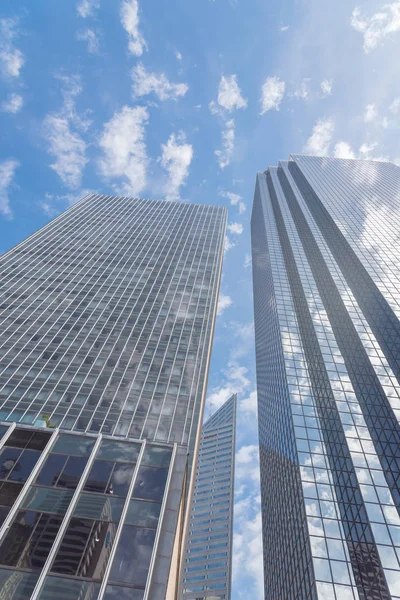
[97,440,141,463]
[109,463,135,497]
[26,431,52,451]
[35,454,67,487]
[74,493,124,522]
[8,449,41,483]
[0,568,39,599]
[84,460,114,493]
[38,576,100,600]
[0,506,10,526]
[0,447,22,479]
[141,445,172,468]
[104,585,144,600]
[51,518,116,580]
[21,486,73,515]
[57,456,87,489]
[0,481,23,505]
[0,426,9,440]
[51,434,95,456]
[0,510,62,570]
[5,429,33,449]
[125,500,161,528]
[132,466,168,502]
[108,526,156,587]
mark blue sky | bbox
[1,0,400,597]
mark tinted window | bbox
[125,500,161,529]
[57,456,87,489]
[51,434,94,456]
[21,487,73,515]
[38,576,100,600]
[8,449,41,483]
[36,454,67,486]
[97,440,141,463]
[104,585,144,600]
[141,445,172,468]
[0,481,23,506]
[132,466,168,502]
[109,463,135,497]
[108,526,156,587]
[74,493,124,522]
[0,568,39,600]
[84,460,114,493]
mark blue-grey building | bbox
[181,394,236,600]
[0,193,226,600]
[251,156,400,600]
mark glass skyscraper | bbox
[180,394,236,600]
[251,156,400,600]
[0,193,226,600]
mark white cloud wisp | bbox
[0,18,24,79]
[120,0,147,56]
[1,93,23,114]
[0,159,19,217]
[260,76,285,114]
[159,133,193,200]
[132,63,188,101]
[303,118,334,156]
[351,2,400,53]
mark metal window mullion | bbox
[101,202,197,432]
[0,194,134,362]
[29,432,103,600]
[0,422,17,449]
[97,438,147,600]
[73,200,184,429]
[0,427,60,542]
[143,442,178,600]
[0,194,117,325]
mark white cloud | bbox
[219,191,246,214]
[260,76,285,114]
[131,63,188,101]
[389,97,400,114]
[77,29,100,54]
[120,0,147,56]
[159,132,193,200]
[364,103,377,122]
[1,93,23,113]
[225,235,235,253]
[43,75,89,189]
[359,141,378,154]
[0,158,19,217]
[217,74,247,112]
[334,141,356,159]
[0,18,24,79]
[240,390,257,416]
[244,253,252,269]
[43,116,88,189]
[77,0,100,18]
[215,118,235,169]
[217,293,233,316]
[303,118,334,156]
[227,222,243,235]
[280,25,289,32]
[320,79,333,97]
[294,78,310,100]
[351,2,400,53]
[175,51,182,61]
[207,361,251,412]
[99,105,149,196]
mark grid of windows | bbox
[252,157,400,599]
[181,395,236,600]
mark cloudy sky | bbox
[1,0,400,597]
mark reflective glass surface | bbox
[109,525,156,587]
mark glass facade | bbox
[181,394,236,600]
[0,194,226,599]
[251,156,400,599]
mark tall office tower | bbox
[180,394,236,600]
[251,156,400,600]
[0,193,226,600]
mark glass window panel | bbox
[84,460,114,493]
[125,500,161,528]
[21,486,73,515]
[51,434,95,456]
[51,518,116,580]
[132,466,168,502]
[5,429,33,449]
[74,493,124,522]
[104,585,144,600]
[97,440,141,463]
[0,447,22,479]
[38,576,100,600]
[109,525,156,588]
[8,449,41,483]
[57,456,87,489]
[0,426,9,440]
[35,454,67,487]
[0,568,39,600]
[0,481,23,506]
[0,510,63,569]
[109,463,135,497]
[26,431,52,451]
[141,445,172,468]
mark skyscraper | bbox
[251,156,400,600]
[0,193,226,600]
[180,394,236,600]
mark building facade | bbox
[181,394,236,600]
[0,193,226,600]
[251,156,400,600]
